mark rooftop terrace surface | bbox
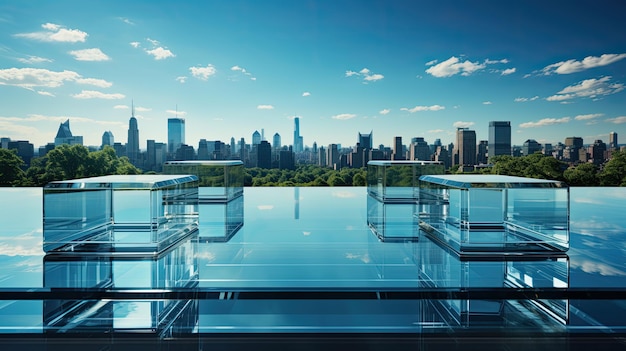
[0,186,625,349]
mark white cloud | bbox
[118,17,134,25]
[541,54,626,75]
[74,77,112,88]
[575,113,603,121]
[428,129,445,133]
[379,109,390,115]
[176,76,187,83]
[71,90,125,99]
[332,113,357,120]
[189,64,216,80]
[425,59,438,66]
[345,67,384,82]
[166,109,187,117]
[483,101,492,105]
[114,105,129,109]
[426,56,486,77]
[146,47,175,60]
[37,90,54,97]
[453,121,475,128]
[401,105,445,113]
[130,41,140,48]
[15,23,88,43]
[146,38,160,46]
[514,96,539,102]
[501,67,516,75]
[0,67,111,89]
[17,56,52,64]
[302,92,311,97]
[230,65,255,80]
[69,48,110,61]
[519,117,571,128]
[257,105,274,110]
[426,56,511,77]
[231,65,245,72]
[135,106,151,112]
[546,77,624,101]
[606,116,626,124]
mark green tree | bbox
[563,163,599,186]
[0,149,26,186]
[599,150,626,186]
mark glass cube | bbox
[43,175,199,253]
[43,233,198,334]
[367,161,444,202]
[367,194,419,241]
[418,174,569,253]
[163,160,244,202]
[198,195,244,242]
[418,235,569,326]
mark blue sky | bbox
[1,0,625,150]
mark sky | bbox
[1,0,625,150]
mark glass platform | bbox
[1,186,626,349]
[43,175,199,253]
[367,160,444,202]
[419,174,569,254]
[163,160,244,202]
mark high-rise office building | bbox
[257,140,272,168]
[54,119,83,146]
[477,140,488,164]
[252,130,261,145]
[327,144,339,169]
[358,131,373,150]
[488,121,511,160]
[392,136,404,160]
[101,131,114,149]
[409,137,431,161]
[455,128,476,168]
[609,132,618,149]
[7,140,34,167]
[167,118,185,155]
[589,140,607,165]
[522,139,542,156]
[273,133,281,150]
[293,117,303,153]
[127,108,140,166]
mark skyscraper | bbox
[127,106,140,166]
[392,136,404,160]
[54,119,83,146]
[273,133,281,150]
[609,132,618,149]
[257,140,272,168]
[167,117,185,155]
[488,121,511,160]
[456,128,476,168]
[252,130,261,145]
[358,131,373,149]
[293,117,303,153]
[101,131,114,149]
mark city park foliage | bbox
[1,145,626,187]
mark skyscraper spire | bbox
[131,99,135,118]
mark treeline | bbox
[480,151,626,186]
[0,145,140,187]
[2,145,625,187]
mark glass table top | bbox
[0,186,625,342]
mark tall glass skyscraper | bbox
[456,128,476,167]
[488,121,511,160]
[127,114,139,166]
[293,117,303,153]
[168,118,185,155]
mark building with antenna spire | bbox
[127,100,140,166]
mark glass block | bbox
[418,175,569,253]
[367,194,419,241]
[418,235,569,326]
[43,234,198,333]
[367,160,444,202]
[163,160,244,202]
[198,195,244,242]
[43,175,199,253]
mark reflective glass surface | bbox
[1,186,626,346]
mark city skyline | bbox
[1,1,625,148]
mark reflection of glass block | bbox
[418,235,569,326]
[198,196,244,242]
[367,195,418,241]
[43,175,199,253]
[43,234,198,334]
[367,161,444,202]
[419,175,569,253]
[163,161,244,202]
